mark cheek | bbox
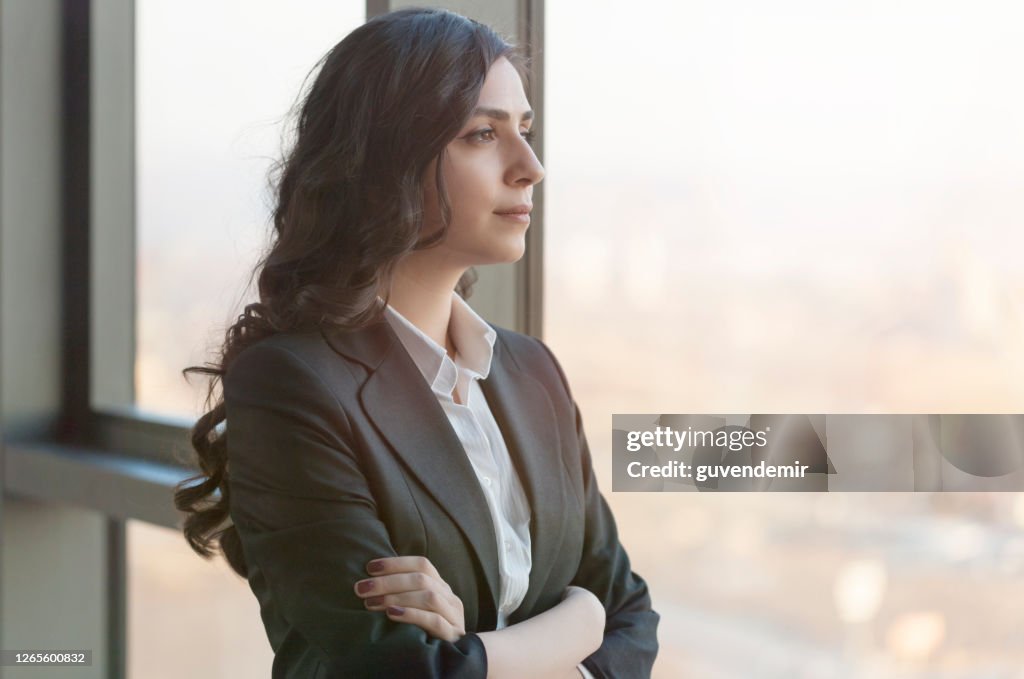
[444,155,496,220]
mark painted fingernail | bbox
[364,596,384,607]
[386,606,406,616]
[367,560,385,574]
[356,580,375,594]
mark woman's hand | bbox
[354,555,466,642]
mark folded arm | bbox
[353,556,602,678]
[477,585,605,679]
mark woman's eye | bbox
[468,128,537,145]
[470,128,496,142]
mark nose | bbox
[507,139,545,187]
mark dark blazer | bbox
[224,316,659,678]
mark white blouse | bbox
[382,292,532,629]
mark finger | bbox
[366,555,440,579]
[362,588,461,625]
[356,573,462,626]
[356,569,460,604]
[354,571,435,598]
[364,556,453,598]
[385,605,464,643]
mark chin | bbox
[496,239,527,263]
[467,236,527,266]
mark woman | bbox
[175,7,658,678]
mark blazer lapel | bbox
[481,331,567,619]
[321,319,568,624]
[321,320,503,613]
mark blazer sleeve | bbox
[223,343,487,679]
[534,339,661,679]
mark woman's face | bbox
[420,56,545,268]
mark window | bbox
[135,0,364,418]
[544,2,1024,675]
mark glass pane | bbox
[135,0,364,418]
[544,2,1024,677]
[126,520,273,678]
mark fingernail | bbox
[364,596,383,607]
[367,560,385,574]
[356,580,375,594]
[387,605,406,616]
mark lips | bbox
[494,204,533,215]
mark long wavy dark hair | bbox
[174,7,529,578]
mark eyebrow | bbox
[471,106,534,122]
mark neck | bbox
[388,252,466,356]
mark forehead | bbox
[475,57,530,111]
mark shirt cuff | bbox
[577,663,596,679]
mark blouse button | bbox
[482,477,492,487]
[504,540,511,552]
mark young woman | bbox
[175,8,658,678]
